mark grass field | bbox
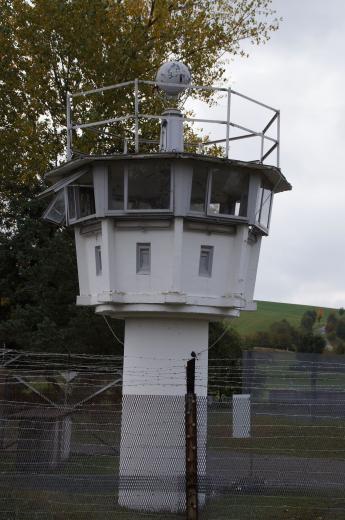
[230,300,336,336]
[1,487,343,520]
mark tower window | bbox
[95,246,102,275]
[67,171,95,220]
[108,164,124,210]
[255,182,273,229]
[190,166,209,212]
[136,243,151,274]
[199,246,214,277]
[43,190,66,225]
[128,162,171,210]
[208,169,249,217]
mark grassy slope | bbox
[230,300,336,336]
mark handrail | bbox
[66,78,280,167]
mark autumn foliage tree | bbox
[1,0,280,195]
[0,0,280,352]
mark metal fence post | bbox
[185,356,198,520]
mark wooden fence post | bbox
[185,356,198,520]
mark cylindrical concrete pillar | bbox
[118,318,208,512]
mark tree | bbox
[316,308,324,323]
[0,0,280,353]
[1,0,280,195]
[244,320,298,351]
[208,322,242,397]
[0,185,124,353]
[325,312,338,335]
[335,319,345,341]
[270,319,298,350]
[300,310,317,333]
[296,333,325,355]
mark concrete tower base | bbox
[118,318,208,512]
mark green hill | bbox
[230,300,336,336]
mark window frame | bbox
[205,169,248,221]
[106,162,174,215]
[67,171,96,225]
[187,166,250,222]
[42,190,66,225]
[188,165,209,215]
[95,245,102,276]
[199,245,214,278]
[255,183,274,233]
[42,169,96,226]
[106,163,125,213]
[136,243,151,275]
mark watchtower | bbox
[39,61,291,511]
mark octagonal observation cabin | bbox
[39,71,291,320]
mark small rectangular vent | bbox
[199,245,214,277]
[136,243,151,274]
[95,246,102,276]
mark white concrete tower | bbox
[39,61,291,512]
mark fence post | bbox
[185,356,198,520]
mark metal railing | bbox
[66,79,280,167]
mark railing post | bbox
[134,79,139,153]
[225,88,232,159]
[260,133,264,163]
[185,356,198,520]
[277,110,281,168]
[66,92,72,161]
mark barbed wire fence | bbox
[0,348,344,519]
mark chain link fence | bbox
[0,349,344,519]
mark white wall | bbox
[122,318,208,396]
[119,318,208,512]
[75,218,261,316]
[74,227,104,297]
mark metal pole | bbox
[66,92,72,161]
[185,357,198,520]
[277,110,281,168]
[260,133,264,163]
[134,79,139,153]
[225,88,232,158]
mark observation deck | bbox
[40,75,291,319]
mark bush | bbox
[336,319,345,340]
[297,333,326,354]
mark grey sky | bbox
[225,0,345,308]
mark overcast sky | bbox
[222,0,345,309]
